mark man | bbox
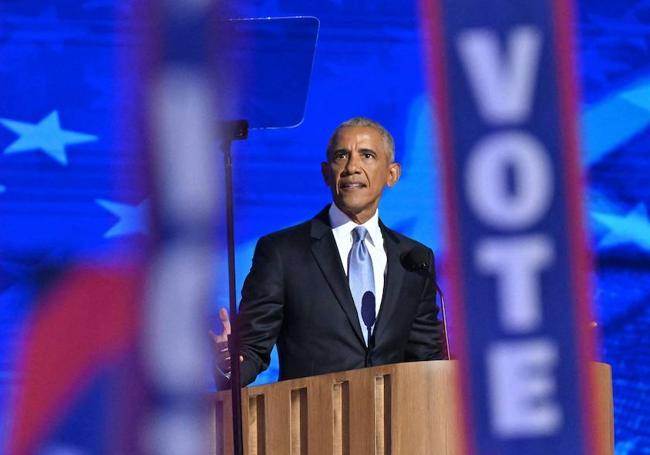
[213,117,445,387]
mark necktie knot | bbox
[353,226,368,243]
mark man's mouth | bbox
[340,182,366,190]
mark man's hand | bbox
[210,307,232,344]
[210,308,243,379]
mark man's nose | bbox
[344,153,361,173]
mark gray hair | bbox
[326,117,396,163]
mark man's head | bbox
[321,117,401,224]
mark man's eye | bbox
[334,151,347,160]
[363,153,374,159]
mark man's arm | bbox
[404,249,446,361]
[235,235,285,386]
[210,308,243,390]
[211,236,285,388]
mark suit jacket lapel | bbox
[310,207,366,346]
[374,221,405,344]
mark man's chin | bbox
[334,199,363,214]
[333,199,376,218]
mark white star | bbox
[95,199,150,238]
[620,79,650,112]
[592,203,650,251]
[0,111,98,165]
[615,439,637,455]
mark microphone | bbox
[362,291,376,366]
[401,245,432,273]
[361,290,376,340]
[401,246,450,359]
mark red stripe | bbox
[418,1,474,453]
[550,1,600,454]
[7,264,143,455]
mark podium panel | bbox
[211,361,613,454]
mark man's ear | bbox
[386,162,401,187]
[321,161,331,185]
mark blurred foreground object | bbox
[422,0,603,453]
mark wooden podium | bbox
[211,361,613,454]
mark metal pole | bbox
[221,120,248,455]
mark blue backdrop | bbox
[0,0,649,453]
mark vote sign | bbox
[423,1,597,453]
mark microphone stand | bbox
[435,285,451,360]
[219,119,248,455]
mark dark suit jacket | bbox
[236,206,445,386]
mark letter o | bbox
[465,131,552,229]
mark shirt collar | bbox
[329,203,381,246]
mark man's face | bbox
[321,126,400,224]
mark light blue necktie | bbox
[348,226,376,345]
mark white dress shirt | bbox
[329,203,386,317]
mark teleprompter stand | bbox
[215,16,319,455]
[219,119,249,455]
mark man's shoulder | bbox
[262,218,312,242]
[257,207,328,247]
[381,222,434,255]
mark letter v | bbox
[457,26,542,125]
